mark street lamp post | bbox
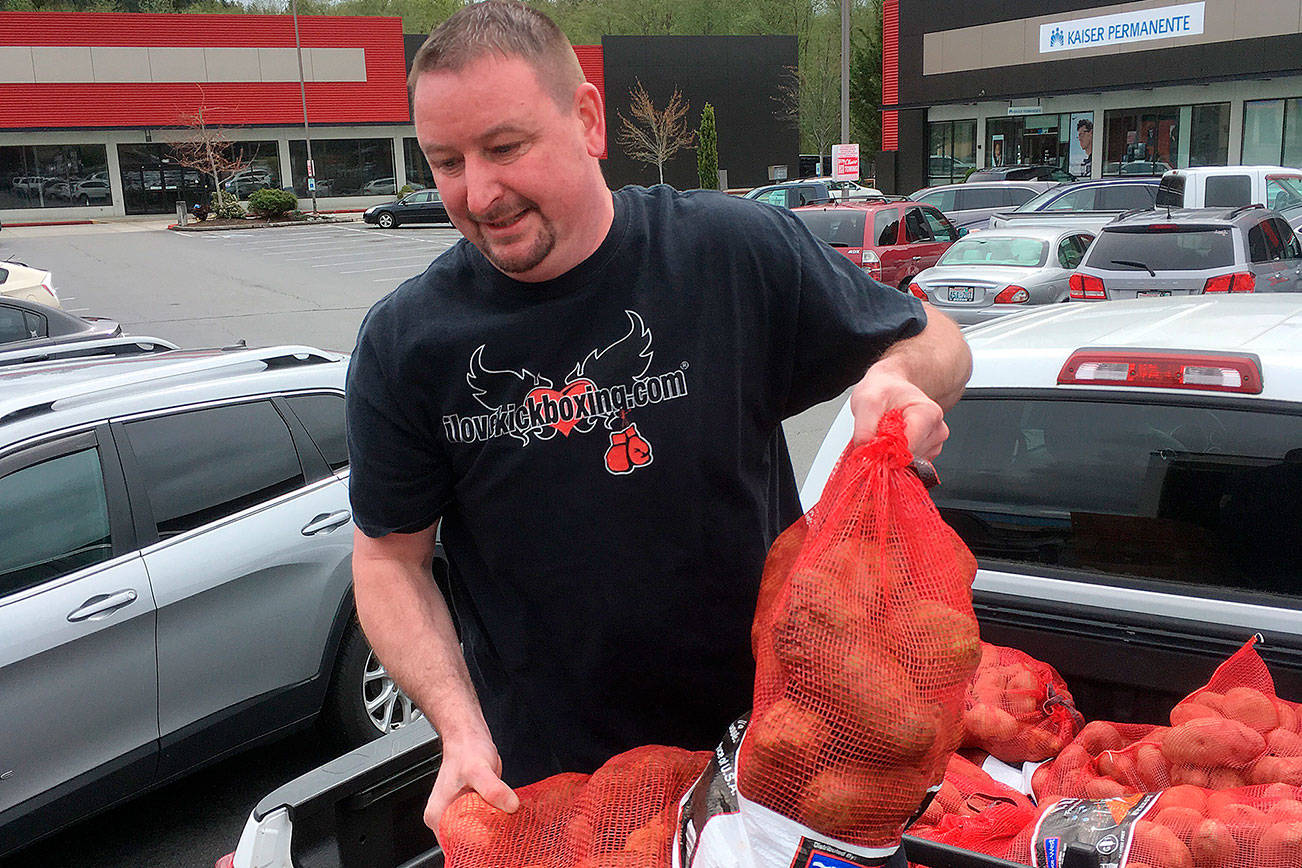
[291,0,318,214]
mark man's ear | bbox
[573,82,606,158]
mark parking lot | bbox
[1,219,463,354]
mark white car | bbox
[0,260,59,309]
[804,296,1302,725]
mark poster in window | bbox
[991,135,1005,167]
[1069,112,1094,178]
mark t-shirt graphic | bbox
[441,309,689,476]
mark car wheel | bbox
[321,617,423,748]
[377,212,395,229]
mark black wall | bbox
[897,1,1302,108]
[601,36,799,190]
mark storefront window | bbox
[0,144,111,210]
[986,118,1021,168]
[1243,98,1302,168]
[220,140,281,198]
[1103,107,1179,176]
[117,143,210,215]
[403,138,434,191]
[289,138,396,198]
[925,120,977,186]
[1187,103,1230,168]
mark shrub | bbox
[210,190,245,220]
[697,103,718,190]
[247,188,298,219]
[397,183,417,197]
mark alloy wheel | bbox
[362,650,422,733]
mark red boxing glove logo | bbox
[605,423,653,475]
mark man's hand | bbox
[427,733,520,848]
[848,366,949,459]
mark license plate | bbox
[1137,290,1171,297]
[946,286,975,302]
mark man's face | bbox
[413,55,603,282]
[1078,127,1093,153]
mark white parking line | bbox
[282,243,436,261]
[311,254,434,269]
[337,225,453,244]
[215,231,346,246]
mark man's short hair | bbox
[409,0,585,108]
[1077,118,1094,132]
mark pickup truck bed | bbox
[238,720,1087,868]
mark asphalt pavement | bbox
[0,215,844,867]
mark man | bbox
[345,0,972,842]
[1076,117,1094,177]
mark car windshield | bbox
[938,236,1048,267]
[794,209,867,247]
[1087,226,1236,271]
[1015,188,1064,212]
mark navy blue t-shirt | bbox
[346,185,924,786]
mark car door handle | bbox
[302,510,352,536]
[68,589,138,623]
[912,255,923,261]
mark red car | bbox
[792,200,960,293]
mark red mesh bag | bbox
[914,752,1037,830]
[740,411,981,848]
[439,745,708,867]
[1031,639,1302,803]
[962,642,1083,764]
[1130,783,1302,868]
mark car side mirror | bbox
[957,227,969,238]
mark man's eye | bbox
[492,143,520,157]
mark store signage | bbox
[1007,106,1043,116]
[832,143,859,181]
[1039,2,1204,54]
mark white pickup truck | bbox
[217,296,1302,868]
[1154,165,1302,213]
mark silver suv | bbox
[0,344,420,857]
[1070,205,1302,299]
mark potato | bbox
[1267,726,1302,756]
[1157,785,1209,815]
[745,697,827,776]
[1196,692,1227,714]
[1210,802,1267,828]
[1249,755,1302,786]
[752,519,807,645]
[1097,750,1139,787]
[1277,700,1300,734]
[1189,818,1236,868]
[1161,718,1267,769]
[1133,819,1194,868]
[895,599,980,689]
[1136,744,1172,791]
[1268,799,1302,823]
[1206,768,1246,790]
[1155,806,1204,845]
[1258,821,1302,864]
[1078,720,1126,754]
[622,823,668,857]
[1169,765,1211,788]
[1084,776,1128,799]
[1170,703,1223,727]
[965,703,1019,744]
[1222,686,1279,733]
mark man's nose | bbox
[462,156,504,216]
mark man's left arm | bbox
[848,302,971,459]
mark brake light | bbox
[1145,224,1181,231]
[994,285,1030,304]
[215,854,235,868]
[909,283,928,301]
[1057,349,1263,393]
[861,248,881,280]
[1202,272,1256,294]
[1068,273,1107,300]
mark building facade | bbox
[1,12,794,221]
[881,0,1302,194]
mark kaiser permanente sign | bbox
[1039,2,1204,54]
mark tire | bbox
[321,618,423,749]
[377,212,395,229]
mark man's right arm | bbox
[351,526,520,841]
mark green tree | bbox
[696,102,718,190]
[849,0,883,160]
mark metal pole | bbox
[292,0,318,214]
[840,0,850,145]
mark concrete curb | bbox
[168,215,360,232]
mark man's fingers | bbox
[468,766,520,813]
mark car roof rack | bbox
[1226,203,1266,219]
[0,335,179,369]
[0,345,340,427]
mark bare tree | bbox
[168,110,253,198]
[772,26,840,162]
[616,80,695,185]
